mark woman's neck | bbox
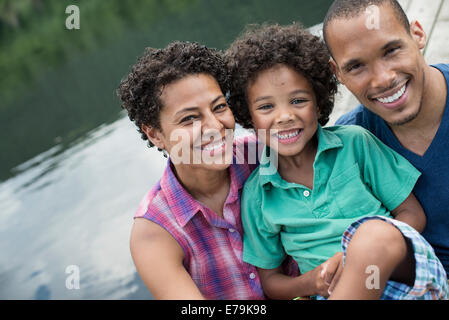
[172,163,230,201]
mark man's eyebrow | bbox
[342,40,405,72]
[342,58,361,72]
[382,39,404,51]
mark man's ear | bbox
[141,124,165,150]
[329,58,344,84]
[409,20,427,51]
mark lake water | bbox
[0,0,332,299]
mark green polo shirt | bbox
[241,124,421,274]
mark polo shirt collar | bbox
[259,124,343,189]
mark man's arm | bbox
[130,218,205,300]
[391,193,426,233]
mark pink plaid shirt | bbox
[135,135,298,299]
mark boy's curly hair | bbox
[225,23,338,129]
[117,41,229,147]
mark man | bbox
[323,0,449,276]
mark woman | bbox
[117,41,297,299]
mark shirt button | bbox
[303,190,310,197]
[249,272,256,280]
[229,228,236,233]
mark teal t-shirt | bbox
[241,124,421,274]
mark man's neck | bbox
[390,65,447,156]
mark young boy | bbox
[225,23,448,300]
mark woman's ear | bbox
[141,124,165,150]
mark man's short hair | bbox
[323,0,411,55]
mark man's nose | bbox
[370,61,396,89]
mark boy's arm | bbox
[258,252,344,299]
[354,128,424,232]
[391,193,426,233]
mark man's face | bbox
[327,4,427,126]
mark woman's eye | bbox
[180,115,197,123]
[213,103,227,112]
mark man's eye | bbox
[348,63,362,72]
[385,47,400,56]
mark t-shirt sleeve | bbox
[335,105,365,125]
[356,128,421,211]
[241,178,285,269]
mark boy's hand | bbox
[313,252,344,297]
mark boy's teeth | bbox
[203,141,224,151]
[276,130,300,139]
[377,84,406,104]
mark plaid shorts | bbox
[341,216,449,300]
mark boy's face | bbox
[327,3,427,126]
[247,64,318,157]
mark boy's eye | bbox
[291,98,308,105]
[257,104,273,110]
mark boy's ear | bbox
[141,124,165,150]
[329,58,344,85]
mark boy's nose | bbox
[276,106,295,125]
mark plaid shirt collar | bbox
[160,159,247,228]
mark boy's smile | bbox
[247,64,319,158]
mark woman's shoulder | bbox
[134,180,165,219]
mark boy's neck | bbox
[277,136,317,189]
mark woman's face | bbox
[247,64,319,158]
[147,73,235,171]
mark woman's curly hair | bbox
[225,23,338,129]
[117,41,229,147]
